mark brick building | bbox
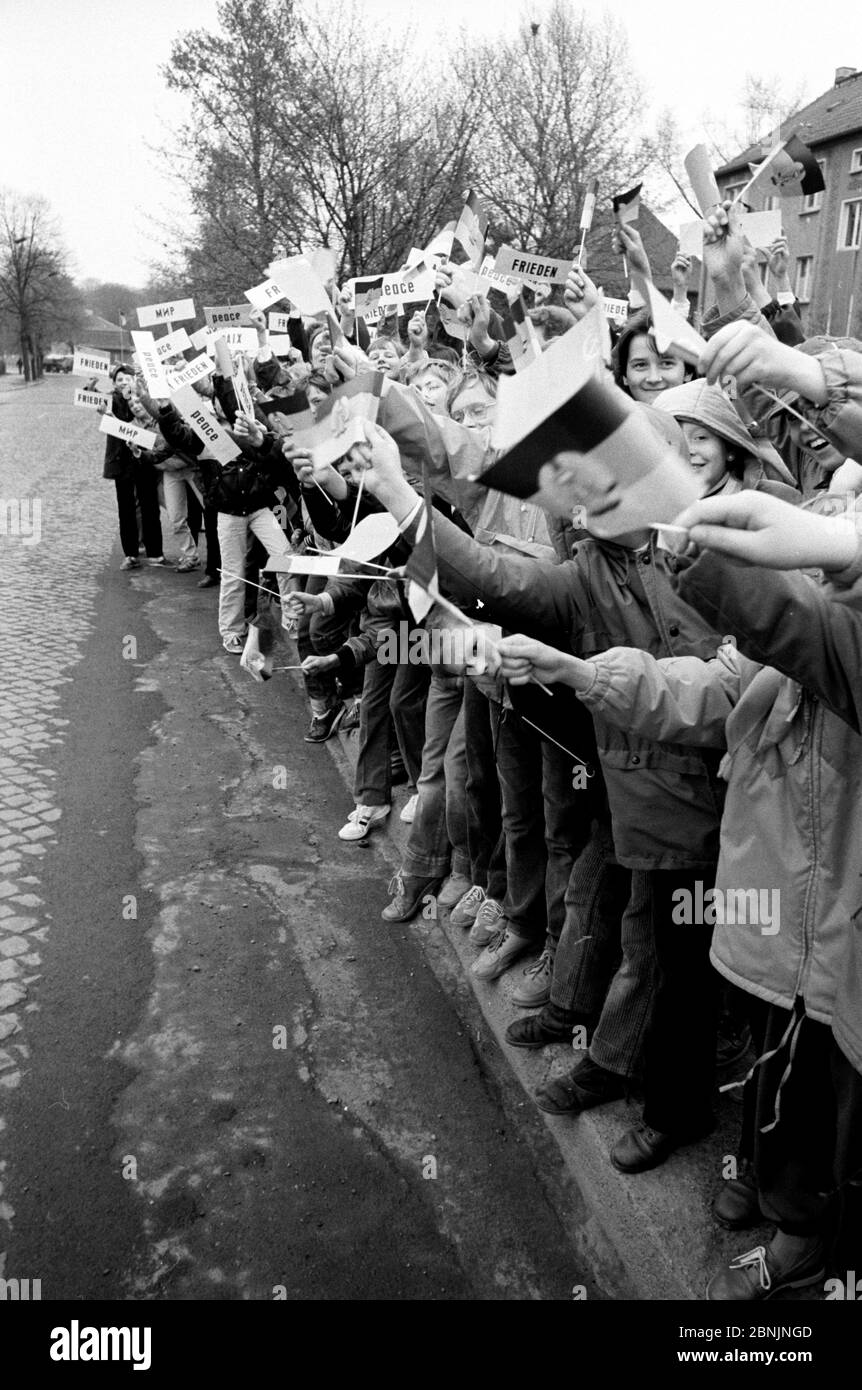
[716,65,862,337]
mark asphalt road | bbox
[0,374,596,1301]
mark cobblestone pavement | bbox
[0,375,117,1253]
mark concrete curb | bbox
[315,712,772,1301]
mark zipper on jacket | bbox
[794,699,821,998]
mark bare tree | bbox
[454,3,653,258]
[159,0,482,291]
[0,190,83,380]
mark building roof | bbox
[79,311,128,352]
[717,69,862,177]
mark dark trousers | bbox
[114,472,162,558]
[186,487,221,578]
[463,681,506,900]
[550,825,656,1079]
[641,868,720,1136]
[495,707,593,947]
[354,653,430,806]
[737,997,862,1259]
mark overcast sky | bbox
[4,0,858,286]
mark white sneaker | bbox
[400,793,419,824]
[450,885,485,929]
[338,804,391,841]
[222,635,245,654]
[469,898,505,946]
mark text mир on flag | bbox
[99,413,157,451]
[136,297,196,327]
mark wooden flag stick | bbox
[349,467,366,534]
[577,228,587,267]
[749,383,834,444]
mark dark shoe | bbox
[304,704,345,743]
[706,1237,826,1302]
[339,697,360,732]
[713,1159,761,1230]
[198,574,220,588]
[381,873,441,923]
[611,1120,712,1174]
[505,1012,572,1050]
[535,1057,626,1114]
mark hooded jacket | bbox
[654,379,798,498]
[572,550,862,1074]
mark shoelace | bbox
[461,887,485,909]
[485,927,508,953]
[526,948,552,977]
[476,901,504,927]
[387,873,405,897]
[728,1245,770,1292]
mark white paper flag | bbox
[99,413,157,450]
[130,331,169,396]
[72,349,111,377]
[170,385,241,464]
[137,297,196,328]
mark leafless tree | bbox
[0,190,83,380]
[453,2,653,257]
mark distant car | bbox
[44,354,73,373]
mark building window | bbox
[795,256,814,302]
[801,162,826,213]
[851,148,862,173]
[723,182,746,202]
[762,194,780,211]
[839,199,862,249]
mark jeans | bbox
[114,471,162,558]
[550,827,656,1080]
[354,650,430,806]
[217,509,293,641]
[161,468,199,563]
[402,672,469,880]
[463,680,506,900]
[495,707,594,946]
[186,488,221,577]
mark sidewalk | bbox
[318,699,790,1302]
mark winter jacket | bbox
[405,509,726,869]
[102,389,145,482]
[155,402,289,516]
[579,549,862,1073]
